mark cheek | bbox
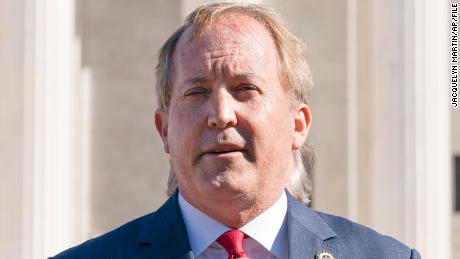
[251,98,292,136]
[168,106,204,153]
[253,105,293,154]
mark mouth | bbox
[202,145,247,157]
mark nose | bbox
[207,88,237,128]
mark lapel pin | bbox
[316,251,334,259]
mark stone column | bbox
[23,0,84,257]
[350,0,450,257]
[0,0,26,258]
[0,0,84,257]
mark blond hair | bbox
[156,2,314,205]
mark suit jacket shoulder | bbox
[50,211,154,259]
[50,192,193,259]
[291,204,422,259]
[285,191,421,258]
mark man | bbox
[52,3,421,259]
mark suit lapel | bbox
[134,191,194,259]
[286,192,337,259]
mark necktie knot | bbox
[216,230,249,259]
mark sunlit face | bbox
[155,15,308,205]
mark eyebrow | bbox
[181,73,263,88]
[232,73,261,82]
[183,76,209,87]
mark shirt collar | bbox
[178,190,288,257]
[240,190,287,257]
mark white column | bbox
[0,0,26,258]
[406,0,450,257]
[21,0,86,258]
[348,0,450,257]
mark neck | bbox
[180,188,284,228]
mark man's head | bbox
[156,3,313,112]
[155,3,313,224]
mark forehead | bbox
[172,14,279,77]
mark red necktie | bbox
[216,230,249,259]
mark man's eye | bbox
[184,87,209,96]
[236,84,258,92]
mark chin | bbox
[203,177,254,198]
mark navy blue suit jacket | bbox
[51,191,421,258]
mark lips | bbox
[202,144,246,156]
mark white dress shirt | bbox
[178,191,288,259]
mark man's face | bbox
[156,15,309,205]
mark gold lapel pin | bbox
[316,251,334,259]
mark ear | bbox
[292,104,312,150]
[155,110,170,154]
